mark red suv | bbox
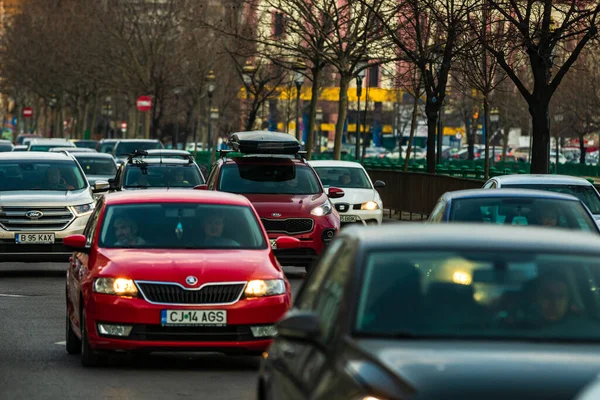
[199,131,343,270]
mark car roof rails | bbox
[141,149,195,164]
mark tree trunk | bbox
[306,65,321,160]
[90,95,99,139]
[403,90,420,172]
[425,101,439,173]
[579,133,586,164]
[334,75,351,160]
[483,97,490,179]
[42,105,48,137]
[529,101,551,174]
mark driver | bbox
[113,216,146,246]
[202,214,240,247]
[533,273,573,323]
[44,167,74,190]
[339,173,352,186]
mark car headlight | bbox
[310,201,333,216]
[361,201,379,211]
[70,202,95,216]
[244,279,285,298]
[93,278,138,297]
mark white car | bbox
[308,160,385,227]
[483,174,600,226]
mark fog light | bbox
[322,229,336,243]
[97,323,133,337]
[250,325,277,338]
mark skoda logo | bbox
[25,210,43,220]
[185,276,198,286]
[271,213,282,217]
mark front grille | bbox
[121,324,256,342]
[335,203,351,213]
[137,282,245,305]
[261,218,314,234]
[0,206,74,231]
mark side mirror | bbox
[92,181,110,193]
[194,184,208,190]
[328,187,345,199]
[63,234,89,253]
[374,180,385,188]
[275,236,301,249]
[277,311,322,344]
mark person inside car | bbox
[533,273,573,324]
[339,173,352,186]
[201,214,240,247]
[40,166,74,190]
[171,169,190,186]
[113,216,147,246]
[532,207,559,227]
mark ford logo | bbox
[271,213,282,217]
[185,276,198,286]
[25,210,43,219]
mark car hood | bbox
[95,248,281,283]
[0,189,92,207]
[329,188,377,205]
[242,193,328,217]
[352,340,600,399]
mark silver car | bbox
[483,174,600,226]
[0,152,109,262]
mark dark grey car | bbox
[258,224,600,400]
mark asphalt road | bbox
[0,263,306,400]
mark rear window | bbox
[114,141,163,156]
[124,164,204,188]
[99,203,266,249]
[0,144,13,152]
[98,142,116,153]
[449,197,597,232]
[503,184,600,214]
[0,160,87,191]
[218,163,321,195]
[74,156,117,176]
[29,144,73,151]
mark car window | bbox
[74,156,117,176]
[218,163,321,195]
[0,160,87,191]
[503,184,600,214]
[114,141,163,156]
[313,167,372,189]
[449,197,597,232]
[123,164,204,188]
[207,163,219,190]
[429,201,446,222]
[98,203,267,249]
[98,142,115,154]
[354,250,600,342]
[83,201,104,246]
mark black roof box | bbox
[228,131,300,155]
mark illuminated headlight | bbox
[93,278,139,297]
[244,279,285,297]
[250,325,277,338]
[310,201,333,216]
[97,323,133,337]
[70,202,95,216]
[360,201,379,211]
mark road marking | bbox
[0,293,27,297]
[55,341,66,345]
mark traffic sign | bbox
[23,107,33,118]
[121,122,127,130]
[455,133,462,140]
[136,96,152,112]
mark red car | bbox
[64,189,297,367]
[199,131,343,270]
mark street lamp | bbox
[355,60,368,160]
[489,107,500,165]
[242,61,257,130]
[201,70,216,156]
[315,107,323,154]
[292,61,306,141]
[208,106,220,165]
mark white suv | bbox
[0,152,109,262]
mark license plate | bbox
[270,239,277,249]
[161,310,227,326]
[340,215,358,222]
[15,233,55,244]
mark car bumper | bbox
[0,215,89,262]
[85,292,290,353]
[339,209,383,228]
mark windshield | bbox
[503,184,600,214]
[98,142,115,153]
[74,156,117,176]
[0,144,13,152]
[449,197,597,232]
[115,141,163,156]
[313,167,372,189]
[99,203,266,249]
[123,164,204,188]
[355,250,600,341]
[74,141,97,149]
[219,163,321,195]
[0,160,87,191]
[29,144,73,151]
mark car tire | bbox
[80,305,102,367]
[65,309,81,355]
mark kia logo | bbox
[25,210,43,219]
[271,213,282,217]
[185,276,198,286]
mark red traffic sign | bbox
[23,107,33,118]
[136,96,152,112]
